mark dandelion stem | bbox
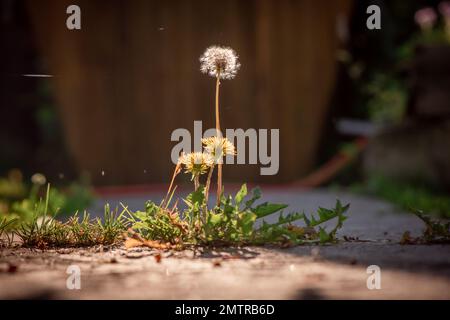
[215,73,221,135]
[163,163,181,208]
[205,166,215,202]
[204,165,215,207]
[194,175,200,192]
[215,73,223,206]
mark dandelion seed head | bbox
[31,173,46,185]
[178,152,214,177]
[202,136,236,161]
[200,46,240,80]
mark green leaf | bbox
[253,202,288,218]
[319,227,331,243]
[222,195,235,215]
[317,207,336,221]
[133,211,148,221]
[257,211,304,232]
[208,213,223,226]
[235,184,248,206]
[144,201,159,215]
[186,186,205,206]
[305,200,349,227]
[244,187,262,209]
[239,211,257,234]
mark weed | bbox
[126,184,349,247]
[401,209,450,244]
[16,207,128,248]
[1,217,15,236]
[14,185,128,248]
[124,46,350,248]
[96,204,128,244]
[0,217,16,247]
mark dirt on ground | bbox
[1,242,449,299]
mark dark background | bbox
[1,0,449,189]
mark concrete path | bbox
[1,188,449,299]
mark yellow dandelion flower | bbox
[178,152,214,178]
[202,136,236,162]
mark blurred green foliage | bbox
[350,175,450,218]
[343,1,450,125]
[364,73,407,124]
[0,170,94,228]
[330,2,450,207]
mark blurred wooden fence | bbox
[27,0,352,185]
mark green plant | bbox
[95,204,128,244]
[0,217,16,247]
[14,184,55,247]
[351,175,450,218]
[0,170,26,200]
[122,46,350,248]
[16,208,128,248]
[364,73,407,124]
[413,209,450,242]
[401,209,450,244]
[15,185,128,248]
[0,171,94,228]
[0,217,15,239]
[126,184,349,247]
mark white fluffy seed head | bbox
[31,173,46,185]
[200,46,240,80]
